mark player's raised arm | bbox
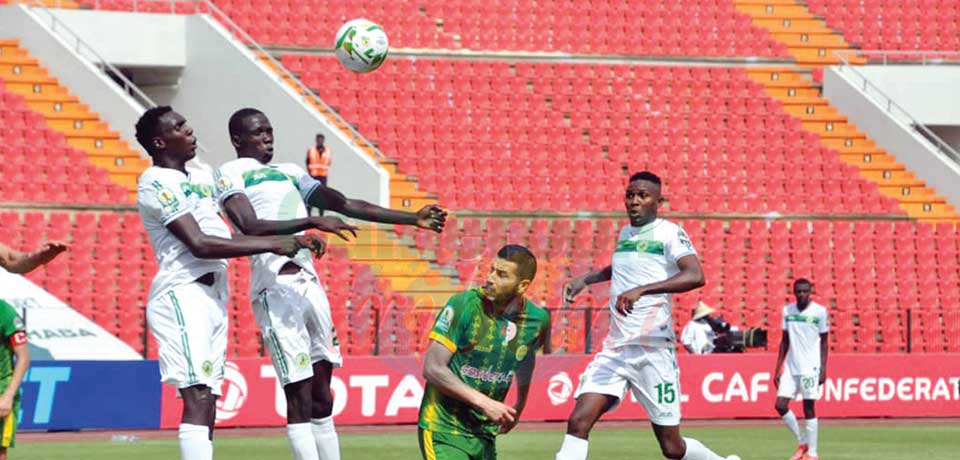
[563,265,612,306]
[422,341,516,425]
[220,192,357,241]
[165,213,323,259]
[614,254,705,315]
[0,241,68,274]
[307,185,446,233]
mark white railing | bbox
[834,50,960,166]
[70,0,387,161]
[837,49,960,66]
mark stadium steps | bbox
[328,223,461,308]
[734,0,865,66]
[256,54,438,212]
[0,39,147,200]
[747,67,958,222]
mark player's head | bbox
[229,108,273,164]
[316,133,325,147]
[625,171,664,227]
[135,106,197,162]
[793,278,813,308]
[483,245,537,304]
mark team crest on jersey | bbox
[202,360,214,377]
[296,353,310,369]
[157,187,180,212]
[436,305,455,332]
[502,321,517,344]
[515,344,528,361]
[216,173,233,192]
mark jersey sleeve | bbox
[781,306,789,330]
[428,293,475,353]
[818,309,830,334]
[139,171,193,226]
[666,223,697,263]
[0,301,25,339]
[214,162,246,205]
[278,164,322,203]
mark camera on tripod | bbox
[704,315,768,353]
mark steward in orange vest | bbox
[306,133,331,185]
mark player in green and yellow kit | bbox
[419,245,550,460]
[0,299,29,460]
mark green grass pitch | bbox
[17,424,959,459]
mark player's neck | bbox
[629,216,657,228]
[153,156,188,174]
[486,295,521,317]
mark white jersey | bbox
[138,166,230,299]
[605,218,697,349]
[782,301,829,376]
[215,157,322,295]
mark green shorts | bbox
[418,428,495,460]
[0,394,19,448]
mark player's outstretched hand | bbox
[479,398,516,426]
[37,241,69,256]
[562,278,587,306]
[310,216,358,241]
[614,286,645,315]
[272,236,305,258]
[415,205,447,233]
[295,234,327,259]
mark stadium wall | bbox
[23,355,960,431]
[852,66,960,126]
[824,67,960,207]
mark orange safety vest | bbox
[307,146,331,177]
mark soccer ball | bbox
[334,19,389,73]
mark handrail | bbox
[836,49,960,66]
[834,50,960,166]
[23,0,218,169]
[194,0,388,161]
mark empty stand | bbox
[807,0,960,54]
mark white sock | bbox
[178,424,212,460]
[288,423,320,460]
[555,434,589,460]
[805,418,819,455]
[681,437,725,460]
[781,411,807,445]
[311,417,341,460]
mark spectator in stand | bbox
[306,133,331,187]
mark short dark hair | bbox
[135,105,173,156]
[629,171,662,186]
[316,133,325,139]
[228,107,265,137]
[794,278,813,288]
[497,244,537,282]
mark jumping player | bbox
[555,171,739,460]
[216,108,446,460]
[419,245,549,460]
[774,279,829,460]
[135,106,326,460]
[0,299,28,460]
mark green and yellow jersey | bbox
[418,289,549,439]
[0,299,26,448]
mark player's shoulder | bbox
[218,157,257,173]
[0,300,21,324]
[138,166,180,187]
[782,302,796,314]
[274,162,307,176]
[522,299,550,322]
[811,302,829,316]
[445,289,483,311]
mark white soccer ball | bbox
[334,19,389,73]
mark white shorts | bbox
[574,345,681,426]
[253,271,342,386]
[777,373,821,400]
[147,277,228,396]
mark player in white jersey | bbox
[556,172,739,460]
[774,279,829,460]
[135,107,325,460]
[216,108,446,460]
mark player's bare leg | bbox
[776,396,808,460]
[284,378,320,460]
[179,385,216,460]
[555,393,617,460]
[801,400,819,459]
[652,424,738,460]
[310,361,340,460]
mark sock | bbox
[311,417,341,460]
[681,437,725,460]
[288,423,320,460]
[781,411,807,445]
[178,424,212,460]
[805,418,819,456]
[555,434,589,460]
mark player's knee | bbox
[774,400,789,415]
[312,396,334,418]
[565,411,595,438]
